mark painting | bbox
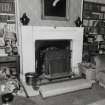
[41,0,69,21]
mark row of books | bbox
[0,2,15,13]
[84,2,101,12]
[0,23,16,33]
[83,12,105,20]
[7,24,16,33]
[0,0,14,2]
[84,2,105,13]
[0,15,15,23]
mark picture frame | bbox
[41,0,70,21]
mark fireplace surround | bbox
[21,26,84,80]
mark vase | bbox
[20,13,30,25]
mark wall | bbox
[18,0,83,27]
[18,0,105,27]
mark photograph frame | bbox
[41,0,70,21]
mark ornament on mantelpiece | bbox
[20,13,30,25]
[5,40,12,56]
[74,17,82,27]
[11,40,18,55]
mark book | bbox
[0,2,15,13]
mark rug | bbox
[31,83,105,105]
[0,95,37,105]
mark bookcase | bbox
[0,0,15,23]
[0,0,16,35]
[82,1,105,62]
[0,0,17,54]
[0,0,19,79]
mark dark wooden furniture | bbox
[0,55,20,79]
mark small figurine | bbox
[20,13,30,25]
[74,17,82,27]
[11,40,18,55]
[5,40,12,56]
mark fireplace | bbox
[35,40,71,80]
[21,26,84,80]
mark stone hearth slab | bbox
[39,79,92,98]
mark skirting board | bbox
[39,79,92,98]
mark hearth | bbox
[35,40,72,80]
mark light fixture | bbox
[95,34,104,49]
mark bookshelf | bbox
[0,0,20,80]
[0,0,15,23]
[83,1,105,37]
[0,0,16,33]
[82,1,105,62]
[0,0,17,56]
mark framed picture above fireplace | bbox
[41,0,69,21]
